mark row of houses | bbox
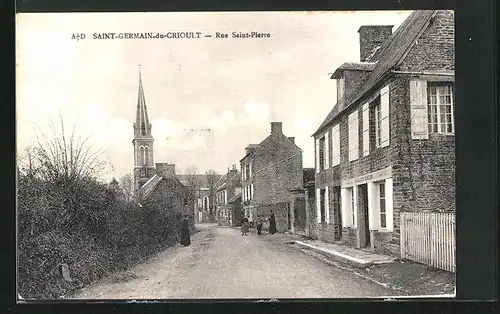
[213,10,455,271]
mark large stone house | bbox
[311,10,455,257]
[214,165,242,226]
[240,122,303,232]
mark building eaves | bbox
[330,62,377,79]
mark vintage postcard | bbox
[16,10,456,300]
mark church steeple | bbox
[132,65,155,191]
[134,65,152,138]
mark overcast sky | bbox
[16,11,411,180]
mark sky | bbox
[16,11,411,180]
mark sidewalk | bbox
[293,239,396,268]
[266,232,455,296]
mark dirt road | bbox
[74,224,396,299]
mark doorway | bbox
[293,198,307,232]
[357,184,370,248]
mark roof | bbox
[216,171,241,191]
[176,174,221,188]
[239,144,259,162]
[313,10,437,137]
[331,62,376,79]
[138,174,162,199]
[241,133,302,162]
[228,192,242,203]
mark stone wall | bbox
[398,10,455,72]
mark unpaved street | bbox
[74,224,396,299]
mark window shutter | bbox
[409,79,429,139]
[348,112,359,161]
[316,188,321,223]
[352,186,358,228]
[325,186,330,223]
[332,124,340,166]
[341,188,348,227]
[367,181,377,230]
[315,139,320,173]
[385,178,394,232]
[324,131,330,169]
[362,103,370,156]
[380,85,390,147]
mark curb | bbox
[294,240,373,269]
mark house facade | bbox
[312,10,455,257]
[240,122,303,232]
[215,165,242,226]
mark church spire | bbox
[134,65,152,137]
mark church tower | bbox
[132,66,155,191]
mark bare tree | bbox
[119,173,134,202]
[205,169,220,214]
[18,115,110,182]
[184,165,199,204]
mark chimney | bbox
[358,25,393,62]
[271,122,283,135]
[156,163,176,178]
[288,137,295,144]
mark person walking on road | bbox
[256,218,263,235]
[180,214,191,246]
[268,210,277,235]
[241,217,249,236]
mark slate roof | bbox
[228,192,242,204]
[138,174,162,200]
[176,174,222,188]
[313,10,437,137]
[331,62,376,79]
[216,171,241,191]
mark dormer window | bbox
[141,122,146,135]
[337,73,345,101]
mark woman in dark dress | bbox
[180,215,191,246]
[268,210,277,234]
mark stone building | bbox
[311,10,455,256]
[240,122,303,232]
[214,165,242,226]
[176,174,222,224]
[136,163,195,233]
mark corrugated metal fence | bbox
[400,211,456,272]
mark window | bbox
[379,182,386,228]
[428,83,454,134]
[341,187,356,228]
[319,136,325,170]
[348,111,359,161]
[144,146,149,166]
[337,73,345,101]
[245,164,250,179]
[375,101,382,147]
